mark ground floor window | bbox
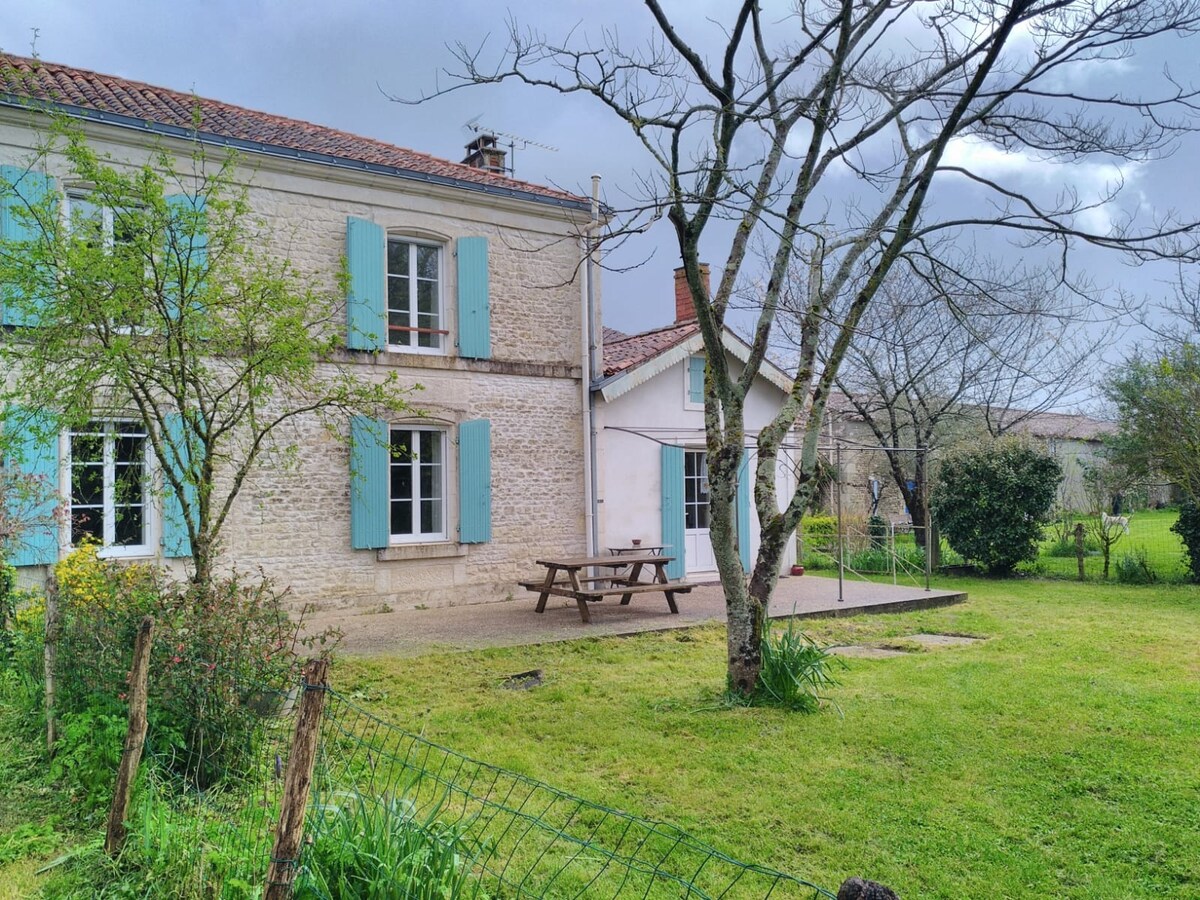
[390,427,446,541]
[68,421,149,552]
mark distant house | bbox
[593,266,800,580]
[0,55,594,611]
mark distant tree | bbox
[808,262,1101,547]
[1106,343,1200,503]
[933,440,1062,576]
[0,119,416,587]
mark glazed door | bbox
[684,450,716,574]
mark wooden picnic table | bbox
[519,554,693,624]
[608,544,666,556]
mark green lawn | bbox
[329,578,1200,899]
[3,578,1199,897]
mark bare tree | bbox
[405,0,1200,693]
[811,260,1104,546]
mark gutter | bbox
[581,174,605,557]
[0,96,592,213]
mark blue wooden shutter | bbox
[349,416,389,550]
[456,237,490,359]
[737,450,752,574]
[2,407,59,567]
[661,445,685,579]
[160,412,197,558]
[688,356,705,404]
[164,194,207,319]
[458,419,491,543]
[0,166,56,327]
[346,217,385,351]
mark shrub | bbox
[36,546,336,795]
[867,514,888,549]
[933,440,1062,576]
[749,617,840,713]
[802,515,837,546]
[1171,499,1200,582]
[1116,549,1159,584]
[0,556,17,662]
[1045,532,1100,557]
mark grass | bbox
[1028,507,1187,580]
[331,578,1200,899]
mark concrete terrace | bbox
[309,575,968,656]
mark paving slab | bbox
[306,575,967,657]
[904,632,983,648]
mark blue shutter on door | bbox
[458,419,491,543]
[737,450,752,574]
[349,416,389,550]
[346,217,385,351]
[2,407,59,567]
[164,194,207,319]
[0,166,56,327]
[456,237,490,359]
[160,413,197,558]
[661,445,685,579]
[688,356,705,404]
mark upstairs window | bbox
[66,191,145,328]
[387,239,445,352]
[69,420,150,554]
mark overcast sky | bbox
[3,1,1199,401]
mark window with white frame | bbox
[389,426,446,541]
[66,191,144,327]
[68,421,150,553]
[387,239,445,352]
[66,191,139,253]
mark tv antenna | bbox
[462,117,558,178]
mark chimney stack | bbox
[462,134,508,175]
[674,264,709,324]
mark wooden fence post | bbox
[264,657,330,900]
[43,578,60,756]
[104,615,154,856]
[1074,522,1086,582]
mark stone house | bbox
[0,55,595,611]
[593,266,801,579]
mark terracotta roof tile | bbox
[602,321,698,378]
[0,54,585,207]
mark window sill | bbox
[377,542,468,562]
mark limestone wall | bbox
[0,109,590,612]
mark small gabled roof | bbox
[602,322,700,378]
[597,320,794,401]
[0,54,588,211]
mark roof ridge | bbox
[605,321,698,344]
[0,53,584,204]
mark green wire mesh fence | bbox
[130,678,297,895]
[296,686,836,900]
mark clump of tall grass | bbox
[747,618,841,713]
[297,789,490,899]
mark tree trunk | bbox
[710,443,761,696]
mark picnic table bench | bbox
[519,554,692,623]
